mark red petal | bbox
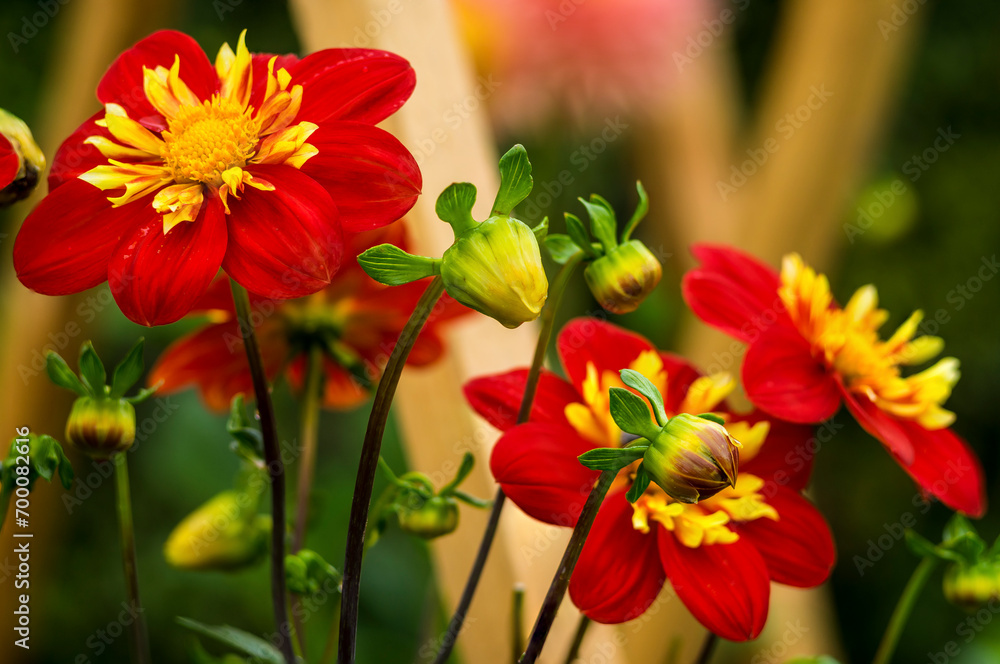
[223,164,342,299]
[739,411,816,491]
[150,323,249,411]
[109,196,227,326]
[844,392,986,516]
[659,352,704,413]
[14,180,138,295]
[742,328,841,424]
[463,369,579,431]
[490,422,599,527]
[301,122,420,232]
[290,49,415,124]
[557,318,657,396]
[0,134,17,187]
[682,244,789,343]
[98,30,217,130]
[47,111,110,190]
[569,492,665,623]
[659,532,770,642]
[736,486,835,588]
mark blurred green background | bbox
[1,0,999,662]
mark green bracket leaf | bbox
[78,341,107,395]
[621,181,650,242]
[110,338,146,398]
[440,452,475,495]
[564,213,598,258]
[697,413,725,426]
[531,216,549,244]
[436,182,478,235]
[357,244,440,286]
[620,369,668,426]
[44,351,89,396]
[608,387,660,440]
[578,446,647,472]
[492,144,533,215]
[578,196,618,254]
[626,465,650,503]
[543,234,583,264]
[175,618,285,664]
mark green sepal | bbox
[284,549,341,596]
[697,413,726,426]
[531,216,549,244]
[621,181,649,242]
[564,213,598,258]
[544,234,583,264]
[110,338,145,398]
[451,490,492,509]
[78,341,107,395]
[941,514,986,563]
[608,387,661,440]
[578,195,618,254]
[436,182,478,235]
[440,451,475,495]
[620,369,668,426]
[357,244,440,286]
[227,395,263,463]
[45,351,89,396]
[175,618,285,664]
[578,446,647,472]
[626,465,651,503]
[492,144,533,216]
[905,530,941,559]
[125,385,159,404]
[1,434,74,492]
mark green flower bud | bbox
[396,491,459,539]
[64,397,136,459]
[583,239,662,314]
[642,413,740,504]
[164,491,270,571]
[440,215,548,328]
[944,560,1000,611]
[0,108,44,206]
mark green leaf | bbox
[531,216,549,244]
[175,618,285,664]
[124,385,158,404]
[492,144,533,215]
[357,244,440,286]
[578,446,646,471]
[436,182,478,234]
[621,181,649,242]
[440,452,475,495]
[44,351,88,396]
[579,196,618,253]
[619,369,668,426]
[905,530,941,559]
[1,434,74,494]
[78,341,107,394]
[609,387,660,439]
[626,465,650,503]
[564,213,598,258]
[543,234,583,264]
[110,338,145,398]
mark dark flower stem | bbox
[872,557,939,664]
[519,470,615,664]
[562,615,591,664]
[338,276,446,664]
[512,584,526,664]
[694,633,718,664]
[432,254,582,664]
[230,280,296,664]
[113,453,151,664]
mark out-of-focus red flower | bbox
[464,319,834,641]
[453,0,708,131]
[683,245,986,517]
[0,134,18,189]
[149,225,467,411]
[14,29,421,325]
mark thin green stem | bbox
[694,633,717,664]
[293,344,325,552]
[519,470,615,664]
[872,557,939,664]
[230,280,295,664]
[432,255,582,664]
[562,615,591,664]
[113,453,151,664]
[338,276,446,664]
[320,598,343,664]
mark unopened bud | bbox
[64,397,136,459]
[642,413,740,504]
[944,560,1000,611]
[584,240,662,314]
[164,491,270,571]
[440,215,548,328]
[396,492,459,539]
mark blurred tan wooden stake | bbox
[644,0,925,662]
[0,1,175,662]
[289,1,626,662]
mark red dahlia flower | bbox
[14,30,421,325]
[683,245,986,517]
[0,134,18,189]
[149,225,466,411]
[464,319,834,641]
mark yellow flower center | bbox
[160,96,260,187]
[779,253,959,429]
